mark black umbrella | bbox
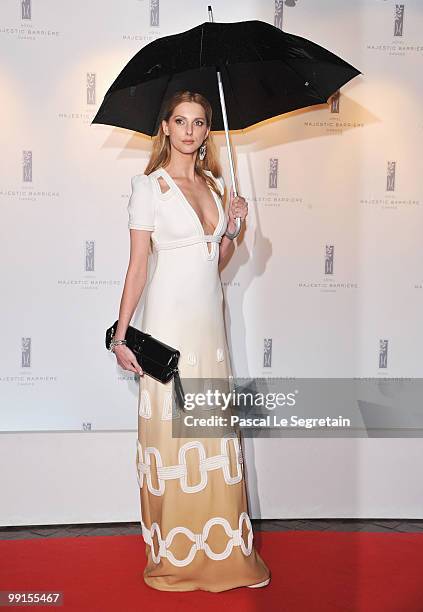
[92,6,361,237]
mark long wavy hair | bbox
[144,91,223,199]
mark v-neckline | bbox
[159,166,221,237]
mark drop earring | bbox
[199,141,207,161]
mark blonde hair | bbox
[144,90,224,200]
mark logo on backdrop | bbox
[0,151,59,202]
[361,160,421,210]
[325,245,334,275]
[0,337,57,387]
[0,1,60,40]
[330,91,340,114]
[23,151,32,182]
[21,338,31,367]
[21,0,31,19]
[242,157,307,209]
[87,73,96,105]
[274,0,299,29]
[305,91,364,133]
[298,243,358,292]
[85,241,95,272]
[386,161,396,191]
[269,159,278,189]
[57,240,120,290]
[394,4,404,37]
[58,73,97,124]
[367,4,421,56]
[122,0,161,42]
[150,0,159,27]
[379,339,388,369]
[264,339,272,368]
[274,1,283,29]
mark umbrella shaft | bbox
[209,6,241,238]
[217,71,238,198]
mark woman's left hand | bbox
[228,186,248,224]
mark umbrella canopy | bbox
[92,15,362,238]
[92,19,361,136]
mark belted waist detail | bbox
[152,235,222,251]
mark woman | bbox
[110,90,271,592]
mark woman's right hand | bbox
[113,344,144,376]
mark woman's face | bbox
[162,101,210,157]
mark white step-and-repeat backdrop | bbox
[1,0,422,522]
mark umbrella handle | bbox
[224,216,242,240]
[209,6,242,241]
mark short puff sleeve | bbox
[127,174,155,231]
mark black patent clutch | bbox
[105,320,186,412]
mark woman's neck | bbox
[164,150,198,180]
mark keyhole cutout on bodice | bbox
[157,172,220,255]
[157,176,171,195]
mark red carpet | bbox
[1,530,423,612]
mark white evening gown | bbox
[127,166,270,592]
